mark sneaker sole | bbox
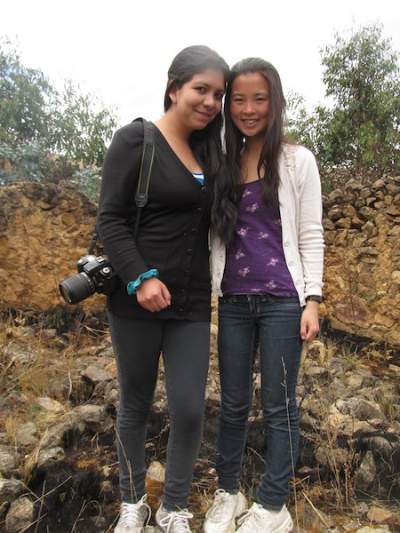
[115,519,147,532]
[203,492,248,533]
[203,520,238,533]
[274,516,294,533]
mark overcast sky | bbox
[2,0,400,125]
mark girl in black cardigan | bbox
[97,45,229,533]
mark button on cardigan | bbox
[97,121,212,321]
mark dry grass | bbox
[0,313,102,459]
[1,314,400,532]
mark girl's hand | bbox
[136,278,171,312]
[300,301,320,342]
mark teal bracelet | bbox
[127,269,159,295]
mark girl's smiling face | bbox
[169,68,225,131]
[230,72,270,138]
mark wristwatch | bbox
[305,295,322,304]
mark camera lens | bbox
[59,272,96,304]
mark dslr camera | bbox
[59,255,119,304]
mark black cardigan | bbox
[97,121,212,321]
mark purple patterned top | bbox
[221,180,297,296]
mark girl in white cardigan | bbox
[205,58,324,533]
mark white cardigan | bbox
[210,144,324,307]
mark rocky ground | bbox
[0,313,399,532]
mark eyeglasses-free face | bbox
[168,68,225,132]
[230,72,270,138]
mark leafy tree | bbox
[49,80,117,167]
[319,23,400,171]
[286,92,324,152]
[0,37,117,176]
[0,39,54,146]
[288,23,400,175]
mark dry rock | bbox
[40,414,85,448]
[43,328,57,338]
[304,365,329,378]
[354,502,370,516]
[388,363,400,375]
[5,497,34,532]
[372,179,386,190]
[72,404,112,433]
[343,205,357,217]
[323,218,336,230]
[387,205,400,216]
[340,398,384,421]
[0,501,8,520]
[15,422,38,447]
[0,446,17,475]
[356,526,390,533]
[36,396,65,413]
[343,521,362,531]
[4,342,37,365]
[355,451,376,490]
[328,189,344,203]
[305,339,327,365]
[82,364,113,384]
[37,446,65,469]
[323,412,375,438]
[0,479,25,503]
[328,206,343,220]
[104,386,119,406]
[367,506,394,524]
[346,374,364,388]
[336,217,352,228]
[147,461,165,482]
[315,445,351,467]
[146,461,166,508]
[365,436,395,456]
[300,411,317,429]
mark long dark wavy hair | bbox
[163,45,229,184]
[212,57,287,244]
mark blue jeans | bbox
[216,294,303,510]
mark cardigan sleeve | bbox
[97,122,149,284]
[296,147,324,297]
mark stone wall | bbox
[0,182,102,313]
[0,177,399,344]
[322,176,400,345]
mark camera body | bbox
[59,255,119,304]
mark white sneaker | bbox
[156,504,193,533]
[114,495,151,532]
[236,502,293,533]
[203,489,248,533]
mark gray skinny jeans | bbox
[108,312,210,510]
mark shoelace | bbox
[118,497,151,527]
[237,506,260,532]
[208,489,232,520]
[158,509,193,533]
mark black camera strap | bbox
[133,118,155,239]
[89,118,155,255]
